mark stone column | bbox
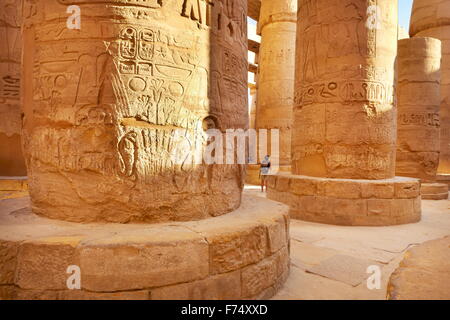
[410,0,450,183]
[398,26,409,40]
[21,0,248,223]
[255,0,297,170]
[0,0,27,178]
[396,37,448,200]
[245,82,259,185]
[249,82,257,129]
[245,54,260,185]
[267,0,421,226]
[7,0,290,301]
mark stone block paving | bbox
[244,186,450,300]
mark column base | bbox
[0,194,289,300]
[421,183,449,200]
[266,173,421,226]
[245,165,291,185]
[436,174,450,187]
[0,176,28,191]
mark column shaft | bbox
[410,0,450,174]
[266,0,421,226]
[21,0,248,223]
[396,37,442,183]
[0,0,26,176]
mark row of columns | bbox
[253,0,449,206]
[263,0,448,226]
[1,0,449,225]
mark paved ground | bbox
[244,185,450,300]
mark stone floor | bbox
[245,185,450,300]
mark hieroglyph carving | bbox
[22,0,248,222]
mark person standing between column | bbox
[260,155,271,192]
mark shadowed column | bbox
[21,0,248,223]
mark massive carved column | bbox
[293,0,398,179]
[21,0,249,223]
[0,1,291,300]
[410,0,450,182]
[255,0,297,170]
[0,0,27,177]
[396,37,448,200]
[267,0,421,226]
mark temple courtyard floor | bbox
[244,185,450,300]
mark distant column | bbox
[396,38,441,182]
[21,0,248,223]
[292,0,397,179]
[249,83,257,130]
[396,37,448,200]
[410,0,450,180]
[0,0,26,177]
[256,0,297,170]
[267,0,421,226]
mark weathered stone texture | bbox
[14,238,80,290]
[0,241,19,285]
[266,0,421,226]
[0,0,27,176]
[150,271,242,300]
[255,0,297,166]
[388,236,450,300]
[0,177,28,191]
[410,0,450,174]
[396,37,442,182]
[78,228,210,291]
[249,83,257,130]
[293,0,398,180]
[241,252,278,298]
[267,175,421,226]
[421,182,449,200]
[0,194,290,300]
[245,164,261,185]
[21,0,248,223]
